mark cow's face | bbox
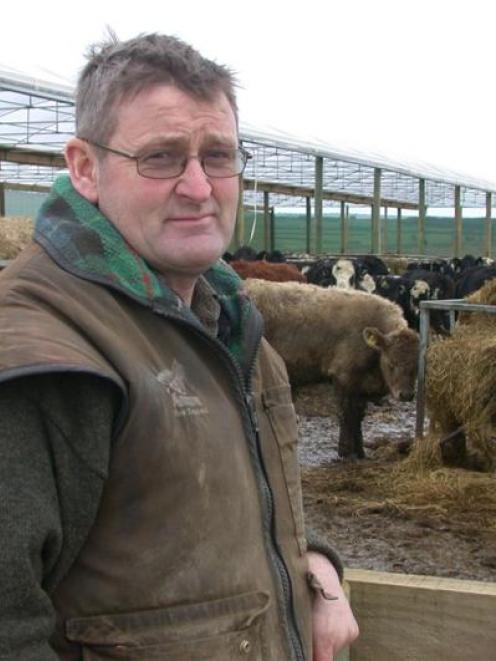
[363,327,418,401]
[358,273,376,294]
[409,279,430,316]
[332,259,356,289]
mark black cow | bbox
[305,257,357,289]
[373,275,411,317]
[256,250,287,263]
[232,245,258,261]
[403,269,455,333]
[455,266,496,298]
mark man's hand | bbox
[307,551,359,660]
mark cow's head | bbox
[332,259,356,289]
[409,279,430,316]
[357,272,376,294]
[363,326,418,401]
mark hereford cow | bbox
[231,260,306,282]
[305,257,357,288]
[244,279,419,459]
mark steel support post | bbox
[0,184,5,217]
[484,192,492,258]
[270,207,275,252]
[418,178,426,255]
[235,178,245,249]
[340,201,347,254]
[263,191,270,251]
[314,156,323,254]
[454,185,462,258]
[305,197,311,254]
[396,207,402,254]
[372,168,382,253]
[415,305,431,439]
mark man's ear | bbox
[64,137,99,203]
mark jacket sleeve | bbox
[0,373,120,660]
[306,527,344,582]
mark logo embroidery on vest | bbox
[156,360,208,417]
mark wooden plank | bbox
[345,569,496,661]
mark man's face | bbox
[91,85,239,281]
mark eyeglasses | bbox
[81,138,252,180]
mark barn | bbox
[1,68,496,660]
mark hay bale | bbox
[0,217,34,259]
[458,277,496,329]
[425,325,496,470]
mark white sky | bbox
[1,0,495,185]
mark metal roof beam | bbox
[0,146,65,167]
[243,178,419,210]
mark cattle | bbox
[232,245,258,261]
[373,274,411,313]
[454,265,496,298]
[305,255,389,292]
[230,260,306,282]
[256,249,287,263]
[243,279,419,459]
[451,254,478,276]
[355,255,389,277]
[354,256,389,294]
[305,257,357,289]
[407,258,453,276]
[402,269,455,333]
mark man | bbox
[0,34,358,659]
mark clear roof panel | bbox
[2,68,496,209]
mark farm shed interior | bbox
[1,67,496,257]
[3,68,496,661]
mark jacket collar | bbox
[34,175,262,378]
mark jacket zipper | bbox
[155,306,306,661]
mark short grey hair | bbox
[76,32,238,144]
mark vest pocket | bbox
[65,591,269,660]
[260,386,307,555]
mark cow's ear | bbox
[363,327,386,351]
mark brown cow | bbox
[231,260,306,282]
[244,279,419,458]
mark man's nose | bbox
[174,157,212,201]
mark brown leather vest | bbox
[0,244,312,660]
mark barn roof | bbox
[1,67,496,209]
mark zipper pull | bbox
[245,393,260,434]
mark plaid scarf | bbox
[34,175,261,378]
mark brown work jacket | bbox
[0,243,312,660]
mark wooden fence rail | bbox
[340,569,496,660]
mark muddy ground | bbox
[294,383,496,582]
